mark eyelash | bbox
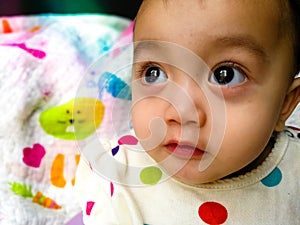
[134,61,248,84]
[135,61,165,79]
[213,61,248,78]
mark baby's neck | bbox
[224,133,277,180]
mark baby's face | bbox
[132,0,294,184]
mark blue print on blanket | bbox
[98,71,132,100]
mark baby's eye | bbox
[209,65,246,86]
[142,66,168,84]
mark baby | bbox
[75,0,300,224]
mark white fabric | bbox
[75,128,300,224]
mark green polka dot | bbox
[140,166,162,185]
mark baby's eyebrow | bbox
[212,34,270,63]
[134,41,164,58]
[134,34,269,62]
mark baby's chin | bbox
[172,171,218,186]
[146,148,233,185]
[162,160,226,185]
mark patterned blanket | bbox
[0,14,131,225]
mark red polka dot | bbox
[86,201,95,216]
[118,135,138,145]
[110,182,115,197]
[198,202,228,224]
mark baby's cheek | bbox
[220,124,269,167]
[132,109,148,138]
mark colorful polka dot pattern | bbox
[111,135,138,156]
[87,128,300,221]
[110,135,163,186]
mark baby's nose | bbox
[69,119,74,124]
[162,80,207,127]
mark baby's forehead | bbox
[138,0,291,31]
[134,0,296,77]
[135,0,294,50]
[135,0,289,43]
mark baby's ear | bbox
[275,77,300,131]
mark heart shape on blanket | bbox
[22,143,46,168]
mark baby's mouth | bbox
[165,143,205,159]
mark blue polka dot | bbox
[261,167,282,187]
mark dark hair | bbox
[287,0,300,76]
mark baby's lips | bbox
[164,140,206,159]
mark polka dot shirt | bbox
[75,128,300,224]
